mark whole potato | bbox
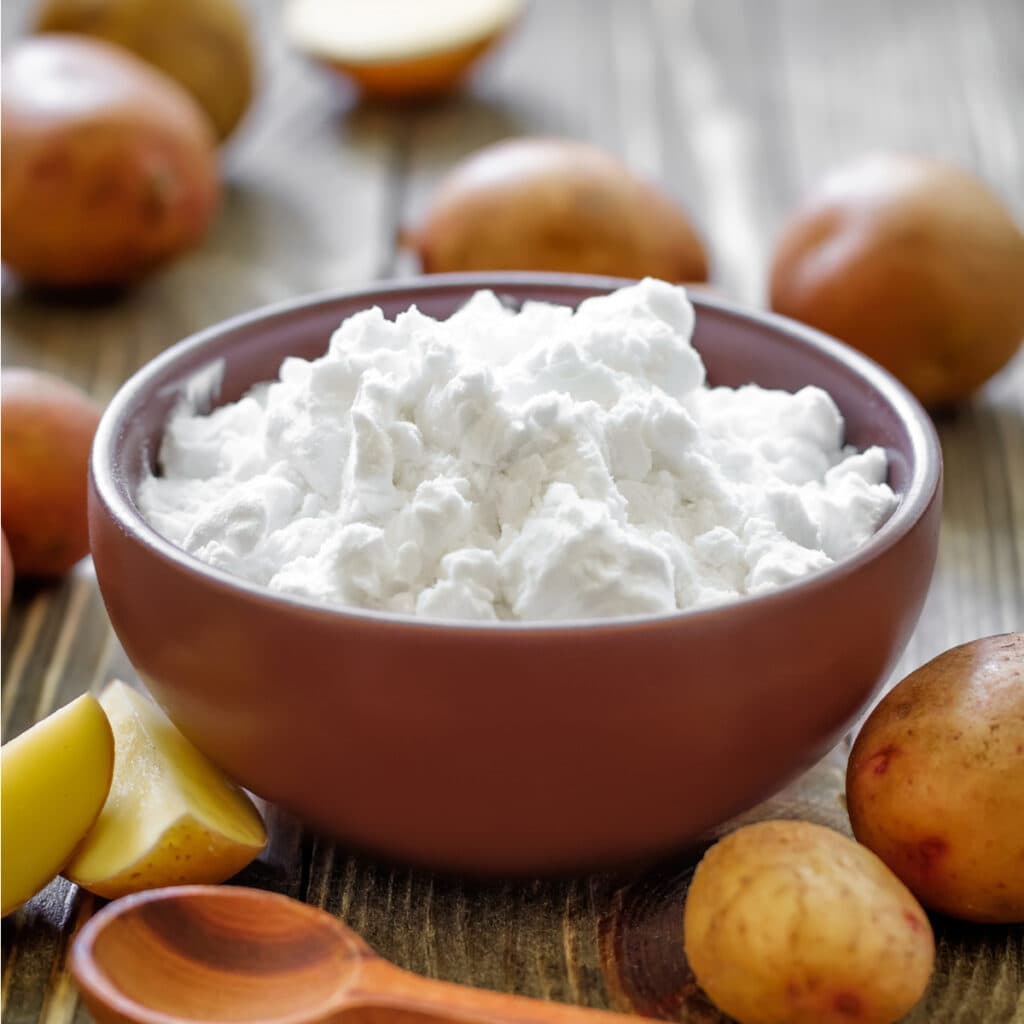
[1,35,219,288]
[684,820,934,1024]
[407,138,709,281]
[1,369,102,578]
[34,0,256,142]
[847,633,1024,923]
[769,154,1024,408]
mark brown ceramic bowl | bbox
[90,273,942,875]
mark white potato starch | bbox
[139,279,896,621]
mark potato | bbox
[64,681,266,898]
[284,0,521,100]
[1,531,13,621]
[847,633,1024,923]
[769,154,1024,407]
[1,694,114,917]
[1,369,102,578]
[34,0,256,141]
[406,138,709,281]
[683,820,934,1024]
[1,35,219,287]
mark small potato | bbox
[1,369,102,578]
[769,154,1024,407]
[1,35,219,287]
[407,137,709,282]
[683,820,934,1024]
[847,633,1024,923]
[34,0,256,142]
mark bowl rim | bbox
[91,271,942,635]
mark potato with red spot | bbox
[683,820,934,1024]
[847,633,1024,923]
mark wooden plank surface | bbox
[2,1,1023,1022]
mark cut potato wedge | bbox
[284,0,522,98]
[1,694,114,916]
[63,681,266,899]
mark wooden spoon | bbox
[71,885,650,1024]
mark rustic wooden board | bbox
[2,1,1022,1022]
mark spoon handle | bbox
[340,960,652,1024]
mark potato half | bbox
[63,681,266,899]
[284,0,522,99]
[1,695,114,916]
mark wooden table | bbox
[2,1,1022,1021]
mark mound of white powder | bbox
[139,279,897,621]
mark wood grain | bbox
[2,1,1023,1023]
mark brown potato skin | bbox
[847,633,1024,923]
[1,35,220,287]
[769,154,1024,408]
[1,369,102,578]
[409,138,709,282]
[683,820,934,1024]
[34,0,255,142]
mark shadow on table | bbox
[337,89,537,166]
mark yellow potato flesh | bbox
[63,681,266,899]
[1,694,114,916]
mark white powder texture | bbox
[139,279,897,622]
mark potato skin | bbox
[1,369,102,578]
[34,0,256,142]
[409,137,709,282]
[683,821,934,1024]
[847,633,1024,923]
[769,154,1024,408]
[1,35,219,287]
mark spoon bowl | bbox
[71,886,647,1024]
[72,887,369,1022]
